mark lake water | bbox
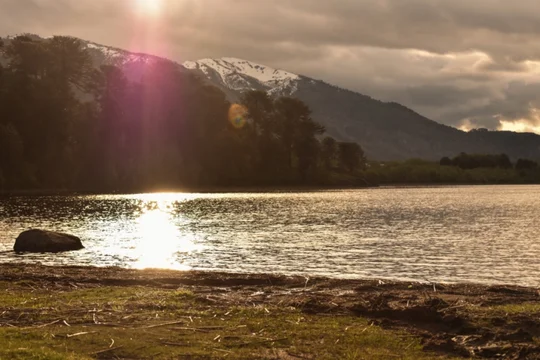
[1,186,539,287]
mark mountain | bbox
[182,57,540,161]
[183,58,300,98]
[2,35,540,161]
[0,34,184,83]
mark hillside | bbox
[184,57,540,161]
[2,35,540,161]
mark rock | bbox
[14,229,84,253]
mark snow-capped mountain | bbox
[3,34,540,160]
[183,58,300,97]
[181,56,540,161]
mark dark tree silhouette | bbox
[322,136,338,170]
[440,157,453,166]
[451,153,513,170]
[516,159,538,170]
[339,142,366,173]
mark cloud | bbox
[1,0,540,132]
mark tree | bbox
[516,158,538,170]
[241,90,273,134]
[496,154,512,169]
[451,153,513,170]
[0,123,31,189]
[47,36,93,92]
[85,65,131,189]
[274,97,325,173]
[440,156,452,166]
[322,136,338,170]
[1,36,96,188]
[5,35,49,79]
[338,142,366,173]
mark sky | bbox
[1,0,540,133]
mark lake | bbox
[1,186,539,287]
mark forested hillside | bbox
[0,36,366,192]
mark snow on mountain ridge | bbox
[86,43,124,60]
[183,57,300,94]
[84,42,165,66]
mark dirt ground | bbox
[0,263,538,359]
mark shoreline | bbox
[2,182,540,197]
[0,260,538,290]
[2,262,539,290]
[1,263,539,358]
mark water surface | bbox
[1,186,539,287]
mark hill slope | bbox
[2,35,539,161]
[183,57,540,160]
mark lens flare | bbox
[228,104,248,129]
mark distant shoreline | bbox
[2,182,540,197]
[0,185,369,197]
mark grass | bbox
[465,302,540,349]
[0,281,449,360]
[472,302,540,315]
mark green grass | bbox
[469,302,540,315]
[0,282,449,359]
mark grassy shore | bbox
[0,264,538,359]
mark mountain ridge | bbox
[2,34,540,161]
[182,56,540,160]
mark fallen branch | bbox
[287,351,310,359]
[55,331,97,339]
[196,326,225,330]
[90,345,124,355]
[142,320,185,329]
[160,340,187,347]
[31,319,61,329]
[69,331,96,338]
[229,337,288,347]
[439,304,469,312]
[213,348,233,354]
[171,327,212,333]
[83,322,126,328]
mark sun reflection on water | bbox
[133,196,202,270]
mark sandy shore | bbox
[0,263,539,359]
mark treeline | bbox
[440,153,515,170]
[0,36,367,192]
[363,155,540,185]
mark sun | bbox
[135,0,163,17]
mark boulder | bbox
[14,229,84,253]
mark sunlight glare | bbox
[135,0,163,17]
[134,201,200,270]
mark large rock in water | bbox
[14,230,84,253]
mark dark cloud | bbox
[0,0,539,132]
